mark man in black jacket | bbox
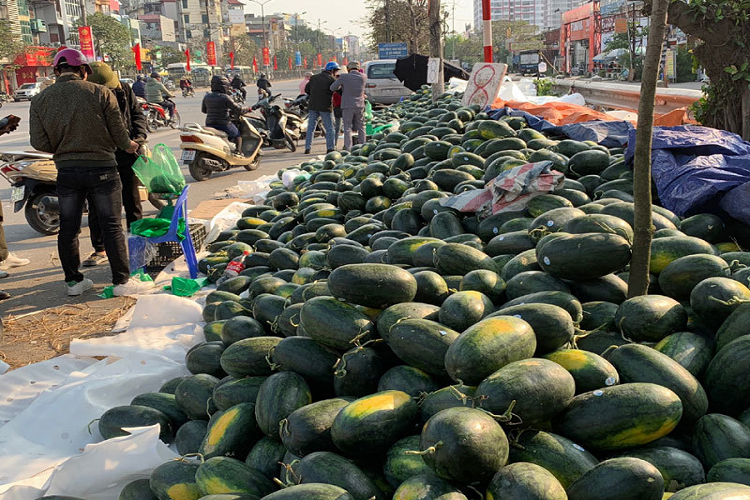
[83,61,149,268]
[256,73,271,99]
[202,75,251,155]
[304,62,339,154]
[231,74,246,100]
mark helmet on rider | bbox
[136,75,144,82]
[211,75,230,93]
[53,48,92,75]
[150,72,160,79]
[324,61,340,72]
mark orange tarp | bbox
[491,99,697,127]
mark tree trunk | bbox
[428,0,444,104]
[743,88,750,142]
[628,0,669,298]
[407,1,420,53]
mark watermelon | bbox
[692,414,750,469]
[565,457,664,500]
[486,462,567,500]
[149,461,201,500]
[543,349,619,394]
[327,264,418,309]
[280,398,351,456]
[195,456,275,497]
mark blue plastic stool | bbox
[146,185,199,279]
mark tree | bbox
[629,0,669,297]
[491,20,540,64]
[79,12,132,70]
[0,20,26,65]
[649,0,750,139]
[228,35,258,67]
[444,33,482,65]
[155,46,185,67]
[364,0,436,54]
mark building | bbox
[473,0,542,29]
[543,0,577,31]
[245,13,288,53]
[139,14,178,46]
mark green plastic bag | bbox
[164,277,209,297]
[132,143,186,195]
[130,217,186,240]
[364,100,373,122]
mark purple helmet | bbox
[53,48,92,74]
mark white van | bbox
[363,59,412,105]
[13,82,42,101]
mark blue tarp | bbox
[625,125,750,218]
[487,107,631,147]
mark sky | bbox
[240,0,476,40]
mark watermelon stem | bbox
[86,418,99,434]
[600,345,620,358]
[279,418,290,438]
[708,295,750,307]
[447,382,473,406]
[405,441,443,456]
[179,453,205,463]
[277,459,301,486]
[205,397,214,420]
[265,347,280,371]
[480,400,523,426]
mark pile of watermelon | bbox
[96,89,750,500]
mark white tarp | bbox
[0,294,204,499]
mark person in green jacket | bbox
[145,72,175,119]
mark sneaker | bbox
[304,149,311,154]
[67,278,94,296]
[0,270,8,279]
[0,252,30,270]
[113,276,154,297]
[0,290,9,301]
[82,251,107,267]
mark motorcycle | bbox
[179,112,263,182]
[252,93,302,152]
[143,98,180,132]
[0,149,166,235]
[181,86,195,98]
[230,88,245,104]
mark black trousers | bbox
[89,154,142,253]
[58,167,129,285]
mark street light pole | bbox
[249,0,273,72]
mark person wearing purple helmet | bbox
[29,48,146,297]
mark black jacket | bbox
[257,77,271,91]
[132,80,146,98]
[232,77,245,89]
[113,82,148,164]
[202,91,246,125]
[305,71,336,112]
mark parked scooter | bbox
[253,93,301,152]
[0,150,58,234]
[143,98,180,132]
[179,112,263,182]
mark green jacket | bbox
[146,78,173,103]
[29,74,132,168]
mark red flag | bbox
[273,54,278,71]
[229,51,235,69]
[343,56,348,66]
[304,56,307,68]
[206,41,217,66]
[262,47,270,66]
[317,53,322,67]
[132,43,142,71]
[252,56,258,73]
[185,48,191,72]
[288,56,292,70]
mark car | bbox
[363,59,412,105]
[13,82,42,101]
[120,78,135,86]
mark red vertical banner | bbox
[303,56,307,68]
[132,43,142,70]
[252,56,258,73]
[317,53,322,67]
[288,56,292,69]
[78,26,95,59]
[343,56,348,66]
[229,51,235,69]
[185,48,191,72]
[273,54,278,70]
[262,47,270,66]
[206,41,217,66]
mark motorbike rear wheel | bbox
[244,155,261,171]
[25,191,60,235]
[146,110,159,132]
[285,135,297,152]
[189,152,213,181]
[169,111,181,129]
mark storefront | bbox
[560,2,599,74]
[8,46,56,89]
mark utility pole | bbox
[428,0,443,103]
[249,0,272,72]
[384,0,392,43]
[451,1,456,61]
[79,0,87,26]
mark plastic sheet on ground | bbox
[0,294,203,499]
[491,97,621,126]
[204,200,254,244]
[625,125,750,217]
[440,161,564,216]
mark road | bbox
[0,78,320,318]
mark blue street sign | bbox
[378,42,408,59]
[295,51,302,67]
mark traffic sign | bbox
[378,42,408,59]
